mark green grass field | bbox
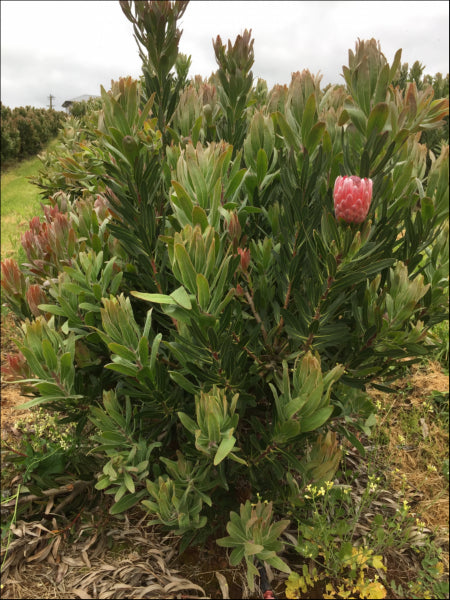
[1,142,56,260]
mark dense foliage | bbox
[393,61,449,172]
[1,1,448,587]
[0,104,66,164]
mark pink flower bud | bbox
[228,212,242,242]
[237,247,251,272]
[333,176,373,224]
[235,284,245,297]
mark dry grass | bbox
[367,361,449,530]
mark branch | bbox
[244,290,268,343]
[302,275,334,352]
[2,480,93,508]
[232,332,263,365]
[274,229,300,345]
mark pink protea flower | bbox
[333,176,373,224]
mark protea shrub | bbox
[1,0,448,585]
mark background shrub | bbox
[0,104,66,165]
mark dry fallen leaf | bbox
[215,571,230,599]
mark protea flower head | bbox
[333,175,373,224]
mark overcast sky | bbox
[1,1,449,111]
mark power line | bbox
[47,94,55,109]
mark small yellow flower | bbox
[415,518,426,529]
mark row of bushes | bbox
[0,104,66,165]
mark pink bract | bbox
[333,175,373,224]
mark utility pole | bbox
[47,94,55,109]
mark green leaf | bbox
[94,476,112,491]
[301,406,333,432]
[131,290,190,309]
[36,381,66,396]
[360,149,370,179]
[192,115,203,147]
[108,343,136,362]
[150,333,162,375]
[109,491,145,515]
[41,338,57,372]
[374,64,390,104]
[224,168,246,201]
[216,536,238,548]
[301,93,316,141]
[37,304,67,317]
[79,302,101,312]
[178,411,198,435]
[196,273,211,311]
[244,542,265,556]
[105,362,138,377]
[174,243,198,293]
[421,196,434,222]
[265,554,291,573]
[59,352,74,387]
[338,109,349,126]
[256,148,268,186]
[170,286,192,309]
[171,180,194,221]
[110,272,123,295]
[229,545,246,566]
[305,121,325,153]
[97,431,126,444]
[170,371,198,394]
[192,206,209,232]
[214,435,237,465]
[131,291,173,304]
[18,347,48,380]
[346,106,367,136]
[138,336,149,365]
[366,102,389,138]
[17,393,83,410]
[123,471,136,494]
[274,111,297,148]
[389,48,402,82]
